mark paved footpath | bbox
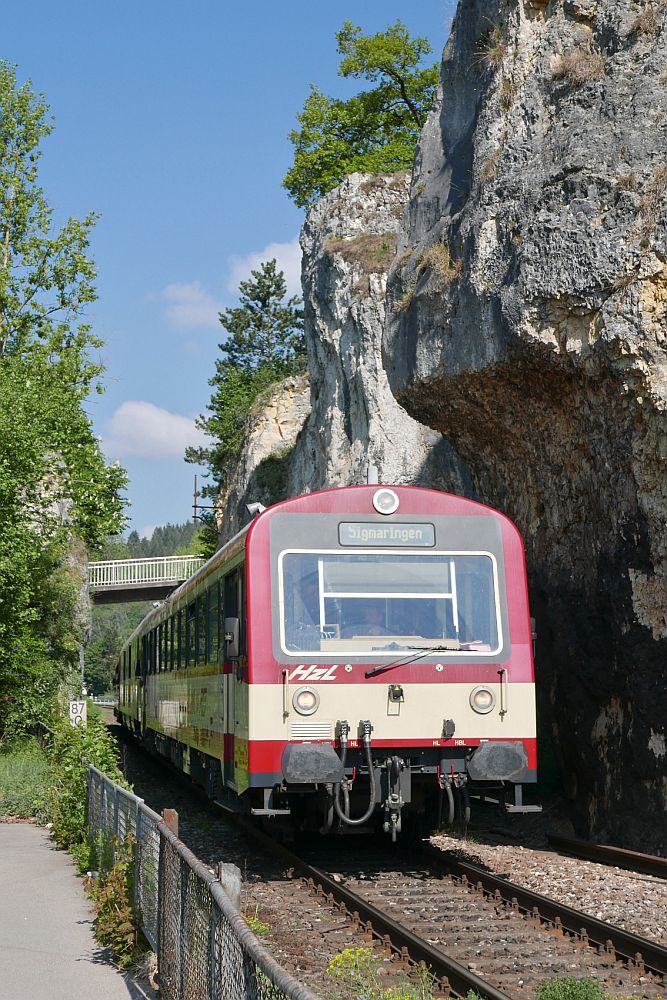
[0,822,155,1000]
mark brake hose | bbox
[334,721,377,826]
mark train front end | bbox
[244,485,538,837]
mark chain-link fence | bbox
[87,766,319,1000]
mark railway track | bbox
[116,728,666,998]
[547,833,667,881]
[223,810,667,999]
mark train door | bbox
[223,566,248,793]
[208,580,225,766]
[140,634,148,734]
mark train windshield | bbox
[278,549,502,657]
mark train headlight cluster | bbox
[469,686,496,714]
[292,686,320,716]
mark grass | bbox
[416,243,463,285]
[615,173,637,191]
[552,48,605,86]
[637,163,667,243]
[395,281,416,312]
[325,232,397,280]
[631,5,662,37]
[639,163,667,216]
[244,913,270,937]
[479,151,501,186]
[476,24,507,70]
[327,946,438,999]
[0,740,51,821]
[500,76,518,110]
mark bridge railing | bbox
[88,555,205,590]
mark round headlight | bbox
[470,686,496,714]
[372,488,399,515]
[292,686,320,716]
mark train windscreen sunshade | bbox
[278,549,502,656]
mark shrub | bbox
[535,976,604,1000]
[91,835,143,968]
[553,48,605,86]
[45,713,127,849]
[0,740,50,821]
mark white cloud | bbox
[226,237,302,298]
[161,280,222,328]
[104,401,209,458]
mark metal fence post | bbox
[218,862,241,910]
[179,857,187,1000]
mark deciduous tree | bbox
[0,62,127,739]
[283,21,438,207]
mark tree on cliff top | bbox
[283,21,438,208]
[0,62,127,738]
[186,260,304,554]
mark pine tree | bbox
[186,259,305,545]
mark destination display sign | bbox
[338,522,435,547]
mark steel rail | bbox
[216,807,511,1000]
[547,832,667,881]
[426,847,667,979]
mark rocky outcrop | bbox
[384,0,667,850]
[219,173,468,545]
[288,172,468,495]
[217,375,310,541]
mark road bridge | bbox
[88,555,205,604]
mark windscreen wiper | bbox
[365,641,460,679]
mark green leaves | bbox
[0,62,127,740]
[284,21,439,207]
[187,259,305,532]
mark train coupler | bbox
[382,755,406,842]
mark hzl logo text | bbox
[288,665,338,682]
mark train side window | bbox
[175,610,183,670]
[208,582,220,664]
[162,621,168,672]
[197,593,207,664]
[166,617,172,670]
[186,601,197,667]
[223,570,241,659]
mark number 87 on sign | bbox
[69,700,87,728]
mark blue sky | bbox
[4,1,455,538]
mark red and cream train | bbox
[115,485,538,838]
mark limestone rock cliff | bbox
[217,375,310,541]
[384,0,667,850]
[219,172,468,544]
[287,172,467,494]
